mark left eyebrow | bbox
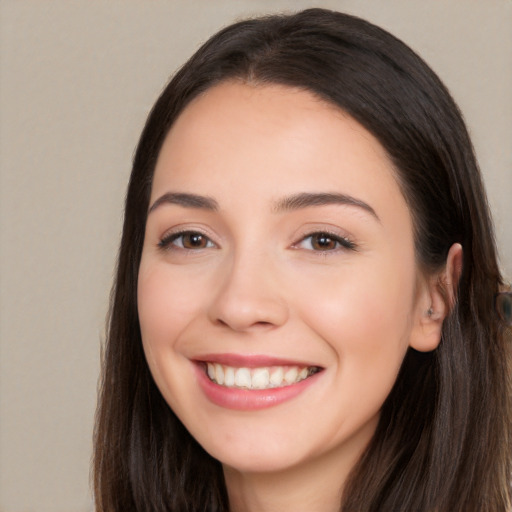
[272,192,380,221]
[148,192,219,214]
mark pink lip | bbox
[192,360,323,411]
[194,352,318,368]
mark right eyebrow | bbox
[272,191,380,222]
[148,192,219,214]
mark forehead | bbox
[151,81,408,224]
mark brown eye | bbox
[182,232,209,249]
[310,233,338,251]
[295,232,356,252]
[159,231,215,250]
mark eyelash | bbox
[158,230,356,253]
[158,230,215,251]
[294,231,356,252]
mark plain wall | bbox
[0,1,510,510]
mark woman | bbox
[93,8,512,511]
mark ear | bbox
[409,243,463,352]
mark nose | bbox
[208,250,289,332]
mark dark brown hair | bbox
[93,8,512,511]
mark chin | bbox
[199,429,318,475]
[217,449,303,474]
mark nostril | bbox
[251,321,276,331]
[215,318,275,330]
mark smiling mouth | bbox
[204,363,322,390]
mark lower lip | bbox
[194,363,321,411]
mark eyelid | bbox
[292,229,357,252]
[158,228,218,251]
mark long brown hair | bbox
[93,9,512,511]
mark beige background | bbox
[0,1,510,511]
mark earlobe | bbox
[409,243,463,352]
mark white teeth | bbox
[205,363,319,390]
[215,363,224,385]
[270,367,284,386]
[284,367,298,384]
[251,368,270,389]
[224,366,235,386]
[235,368,251,388]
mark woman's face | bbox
[138,82,427,476]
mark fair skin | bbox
[138,81,459,512]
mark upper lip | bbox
[193,353,323,368]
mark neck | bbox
[225,467,343,512]
[223,419,376,512]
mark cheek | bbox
[137,262,211,414]
[138,263,203,341]
[308,287,411,364]
[138,268,174,344]
[137,263,198,384]
[293,255,416,384]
